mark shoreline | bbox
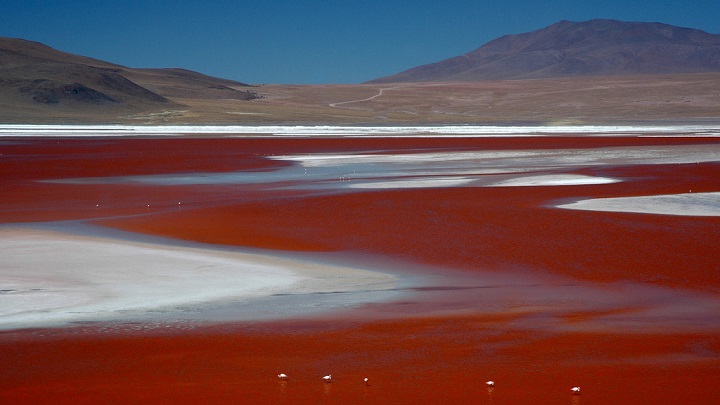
[1,123,719,137]
[4,223,720,335]
[0,226,400,331]
[558,191,720,216]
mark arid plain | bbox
[180,73,720,125]
[1,71,720,404]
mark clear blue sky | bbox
[3,0,719,84]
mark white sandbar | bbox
[0,228,398,330]
[489,174,619,187]
[347,176,475,189]
[51,144,720,194]
[557,192,720,216]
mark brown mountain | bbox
[0,37,259,122]
[369,19,720,83]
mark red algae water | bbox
[1,133,720,404]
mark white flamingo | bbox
[364,377,370,385]
[571,386,581,394]
[486,380,495,387]
[322,375,332,383]
[278,373,288,380]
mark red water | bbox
[1,136,719,404]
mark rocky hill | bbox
[0,37,259,122]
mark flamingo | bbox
[571,386,581,394]
[364,377,370,385]
[322,375,332,383]
[278,373,288,380]
[486,381,495,387]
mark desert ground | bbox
[145,73,720,125]
[227,74,720,125]
[3,72,720,125]
[1,126,719,403]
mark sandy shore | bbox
[0,227,398,330]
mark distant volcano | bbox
[368,19,720,83]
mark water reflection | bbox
[322,380,332,397]
[277,379,288,398]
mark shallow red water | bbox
[1,135,720,404]
[2,317,720,404]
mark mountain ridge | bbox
[369,19,720,83]
[0,37,260,121]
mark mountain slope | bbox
[369,19,720,83]
[0,37,259,122]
